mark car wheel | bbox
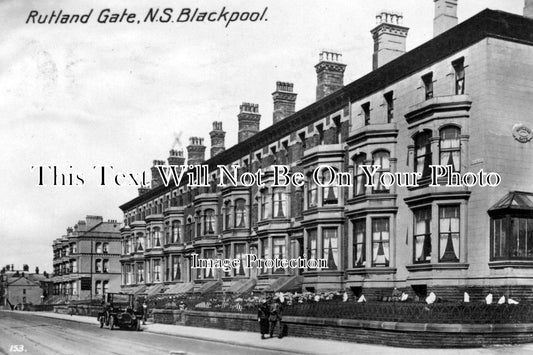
[99,316,104,328]
[109,316,114,330]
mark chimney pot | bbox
[151,159,165,188]
[370,10,409,70]
[315,50,346,100]
[187,136,206,165]
[272,81,297,124]
[168,149,185,165]
[210,121,226,157]
[238,102,261,143]
[525,0,533,18]
[433,0,458,37]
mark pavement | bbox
[13,310,533,355]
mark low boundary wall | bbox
[152,308,533,348]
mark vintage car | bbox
[97,293,143,331]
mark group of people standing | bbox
[257,297,284,339]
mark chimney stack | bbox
[433,0,458,37]
[151,160,165,188]
[186,137,206,165]
[86,215,103,229]
[525,0,533,19]
[238,103,261,143]
[315,51,346,100]
[371,11,409,70]
[210,121,226,157]
[168,149,185,165]
[272,82,297,124]
[138,186,150,195]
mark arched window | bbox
[353,154,367,197]
[272,189,287,218]
[102,243,109,253]
[414,131,432,178]
[95,259,102,273]
[234,200,246,228]
[372,150,390,193]
[95,243,102,254]
[439,126,461,172]
[103,259,109,273]
[172,220,181,243]
[205,209,216,234]
[103,281,109,295]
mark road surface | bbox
[0,311,296,355]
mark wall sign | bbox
[512,124,533,143]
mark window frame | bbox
[353,219,366,268]
[438,205,460,263]
[371,218,390,267]
[439,126,461,173]
[413,206,432,264]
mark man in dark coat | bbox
[269,298,283,338]
[257,299,270,339]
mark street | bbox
[0,311,295,355]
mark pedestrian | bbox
[257,298,270,339]
[142,301,148,325]
[269,297,283,338]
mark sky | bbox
[0,0,525,273]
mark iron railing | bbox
[145,292,533,324]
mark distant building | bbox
[118,4,533,300]
[51,216,121,301]
[1,265,53,307]
[4,276,42,309]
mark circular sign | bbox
[512,124,533,143]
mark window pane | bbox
[307,230,317,270]
[353,220,365,267]
[273,238,286,273]
[439,206,460,262]
[261,239,270,274]
[235,200,246,228]
[414,207,432,263]
[372,218,389,267]
[234,244,246,276]
[415,132,432,178]
[322,228,338,270]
